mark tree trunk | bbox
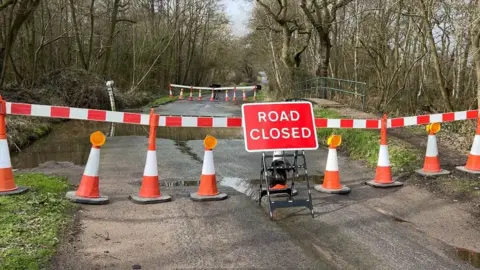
[68,0,88,70]
[0,0,41,87]
[317,34,331,77]
[419,0,454,111]
[472,1,480,109]
[102,0,120,78]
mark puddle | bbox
[295,174,324,185]
[11,120,242,169]
[220,177,259,199]
[162,180,199,187]
[219,175,323,199]
[128,178,199,187]
[455,247,480,268]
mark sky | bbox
[220,0,254,36]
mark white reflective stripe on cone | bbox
[143,150,158,177]
[84,147,101,177]
[470,135,480,155]
[426,135,439,157]
[0,139,12,168]
[377,145,390,166]
[202,150,215,175]
[326,148,339,171]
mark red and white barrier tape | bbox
[170,84,256,91]
[5,102,479,129]
[6,102,242,127]
[387,110,478,128]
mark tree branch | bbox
[0,0,15,11]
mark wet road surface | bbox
[15,97,480,269]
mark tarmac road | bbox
[48,98,478,269]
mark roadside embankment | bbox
[320,106,479,206]
[314,108,419,173]
[1,68,159,152]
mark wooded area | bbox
[249,0,480,114]
[0,0,251,95]
[1,0,480,115]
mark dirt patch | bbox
[406,173,480,210]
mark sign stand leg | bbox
[258,151,314,220]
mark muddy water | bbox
[11,120,243,169]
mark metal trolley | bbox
[258,151,314,220]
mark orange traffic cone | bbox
[262,150,298,197]
[366,114,403,187]
[66,131,108,204]
[232,87,237,101]
[190,135,227,201]
[130,109,171,204]
[197,89,203,101]
[0,96,28,196]
[315,135,350,194]
[415,123,450,176]
[225,90,229,101]
[457,116,480,174]
[188,87,193,101]
[242,89,247,101]
[179,88,184,100]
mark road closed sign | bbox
[241,101,318,152]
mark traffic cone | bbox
[169,84,173,98]
[232,87,237,101]
[66,131,108,204]
[179,88,184,100]
[0,96,28,196]
[197,89,203,101]
[210,89,215,101]
[415,123,450,176]
[253,86,257,101]
[225,90,229,101]
[242,89,247,101]
[270,150,287,190]
[366,115,403,187]
[263,150,298,196]
[457,116,480,174]
[130,109,171,204]
[315,135,350,194]
[188,87,193,101]
[190,135,227,201]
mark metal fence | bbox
[293,77,367,111]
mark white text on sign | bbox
[251,110,312,140]
[241,102,318,152]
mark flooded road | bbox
[11,98,249,169]
[11,120,243,169]
[12,97,480,270]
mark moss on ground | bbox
[315,108,419,172]
[0,173,75,270]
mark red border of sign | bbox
[241,101,319,153]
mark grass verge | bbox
[315,108,419,173]
[247,89,267,102]
[145,96,178,108]
[0,173,75,269]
